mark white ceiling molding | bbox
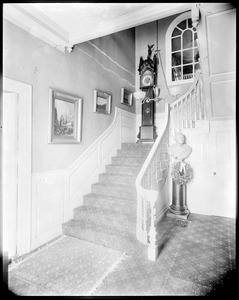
[3,3,192,53]
[3,4,72,52]
[69,3,192,45]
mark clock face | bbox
[141,69,154,88]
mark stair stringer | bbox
[66,107,136,220]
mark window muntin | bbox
[171,19,200,82]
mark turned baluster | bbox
[198,80,202,120]
[189,92,193,128]
[148,201,158,261]
[142,197,148,244]
[172,105,176,136]
[186,95,190,128]
[199,77,205,119]
[195,82,200,120]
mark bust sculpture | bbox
[168,133,192,219]
[169,133,192,162]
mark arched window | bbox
[166,12,200,84]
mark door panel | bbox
[207,123,236,218]
[2,92,18,257]
[198,4,236,120]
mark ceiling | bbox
[3,3,192,52]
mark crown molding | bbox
[3,4,73,52]
[3,3,191,52]
[69,3,192,45]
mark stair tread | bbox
[83,194,136,211]
[74,205,136,219]
[92,182,136,188]
[63,221,143,255]
[84,193,136,202]
[105,164,140,171]
[100,172,134,176]
[63,219,136,237]
[98,173,136,186]
[63,219,136,238]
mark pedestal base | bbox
[168,181,190,220]
[167,210,190,220]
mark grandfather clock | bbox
[137,45,158,142]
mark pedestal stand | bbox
[167,180,190,219]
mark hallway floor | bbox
[7,213,237,296]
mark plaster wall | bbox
[3,20,135,172]
[135,13,192,119]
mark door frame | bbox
[3,77,32,255]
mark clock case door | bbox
[141,89,155,126]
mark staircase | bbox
[63,142,153,255]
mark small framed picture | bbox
[93,90,111,114]
[48,89,82,144]
[121,88,133,106]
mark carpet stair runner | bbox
[63,142,153,255]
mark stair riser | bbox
[116,149,150,158]
[62,221,139,254]
[98,174,136,186]
[112,156,144,166]
[121,143,153,151]
[83,195,136,211]
[91,184,136,200]
[74,207,136,221]
[73,212,136,234]
[105,165,140,175]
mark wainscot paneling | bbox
[67,107,136,219]
[31,170,68,250]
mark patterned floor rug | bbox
[174,218,191,227]
[8,235,128,296]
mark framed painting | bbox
[121,88,133,106]
[93,90,111,114]
[48,89,82,144]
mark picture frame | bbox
[93,90,111,115]
[48,88,82,144]
[121,88,133,106]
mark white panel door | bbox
[198,4,236,120]
[2,92,18,257]
[206,122,236,218]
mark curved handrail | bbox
[170,70,205,133]
[135,103,170,244]
[69,107,120,172]
[170,70,202,107]
[135,103,169,192]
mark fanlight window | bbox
[171,18,200,82]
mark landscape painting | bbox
[48,89,82,143]
[54,99,75,138]
[93,90,111,114]
[121,88,133,106]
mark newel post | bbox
[148,201,158,261]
